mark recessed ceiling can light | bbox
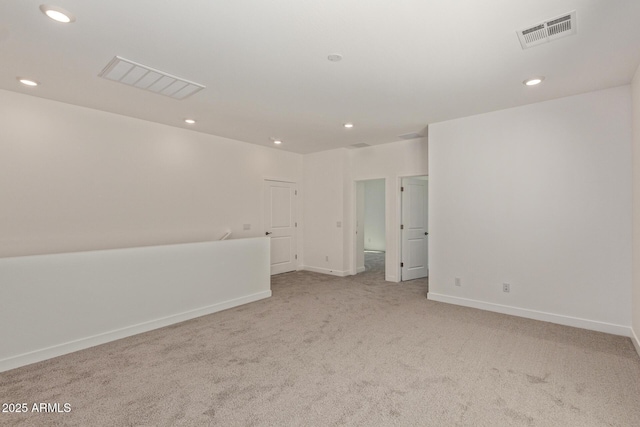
[184,119,196,124]
[270,137,282,145]
[524,77,544,86]
[328,54,343,62]
[39,5,76,23]
[18,78,38,87]
[343,123,354,129]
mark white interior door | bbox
[264,180,297,275]
[401,177,428,281]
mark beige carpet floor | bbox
[1,252,639,426]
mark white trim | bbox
[302,265,350,277]
[427,292,632,337]
[632,328,640,358]
[356,266,366,273]
[385,274,399,282]
[350,177,388,282]
[0,291,271,373]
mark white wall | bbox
[632,66,640,354]
[348,138,429,281]
[301,138,428,281]
[364,179,386,251]
[356,181,365,273]
[302,149,348,275]
[429,86,632,335]
[1,237,270,372]
[0,89,303,258]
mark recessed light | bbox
[270,137,282,145]
[18,78,38,87]
[344,123,354,129]
[39,5,76,23]
[523,77,544,86]
[328,54,343,62]
[184,119,196,124]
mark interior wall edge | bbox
[301,265,350,277]
[632,327,640,358]
[631,62,640,359]
[385,274,399,283]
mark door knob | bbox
[265,232,272,235]
[424,232,428,235]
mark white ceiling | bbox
[1,1,640,154]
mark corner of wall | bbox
[632,63,640,357]
[632,328,640,358]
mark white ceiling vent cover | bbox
[398,132,424,140]
[99,56,205,100]
[517,10,576,49]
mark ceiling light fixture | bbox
[184,119,196,124]
[524,77,544,86]
[270,137,282,145]
[328,54,343,62]
[39,5,76,23]
[18,78,38,87]
[343,123,354,129]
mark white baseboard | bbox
[303,265,398,282]
[427,292,632,337]
[632,328,640,358]
[0,291,271,373]
[357,266,366,273]
[301,266,349,277]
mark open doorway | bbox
[355,179,386,277]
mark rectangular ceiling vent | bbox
[99,56,205,100]
[350,143,370,148]
[517,10,576,49]
[398,132,424,140]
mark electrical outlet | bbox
[325,256,329,262]
[455,277,461,287]
[503,283,510,293]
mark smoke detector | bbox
[517,11,576,49]
[99,56,205,100]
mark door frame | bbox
[350,177,387,277]
[397,174,428,281]
[263,178,299,274]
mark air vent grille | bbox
[517,11,576,49]
[398,132,424,140]
[99,56,205,100]
[547,15,572,36]
[350,143,370,148]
